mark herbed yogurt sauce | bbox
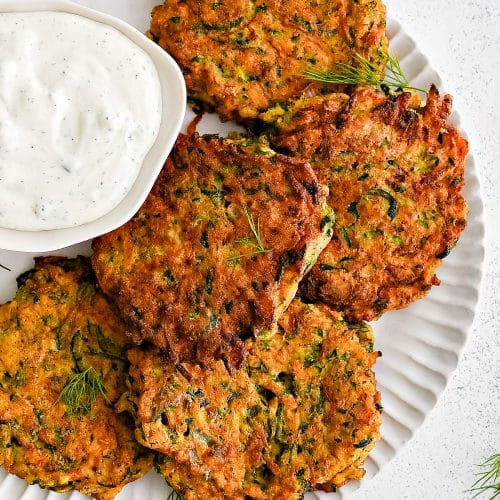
[0,11,162,231]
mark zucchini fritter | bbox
[0,257,153,499]
[125,300,381,499]
[92,133,333,368]
[148,0,388,123]
[266,86,468,321]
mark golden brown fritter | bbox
[124,299,381,499]
[266,85,468,321]
[148,0,388,123]
[92,133,333,368]
[0,257,153,499]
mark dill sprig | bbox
[167,490,183,500]
[59,366,109,416]
[467,454,500,499]
[227,207,272,262]
[0,263,11,272]
[304,53,426,94]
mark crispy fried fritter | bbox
[92,133,333,368]
[266,85,468,321]
[124,300,381,499]
[0,257,153,499]
[148,0,388,123]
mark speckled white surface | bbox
[349,2,500,499]
[64,1,500,498]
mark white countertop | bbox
[77,1,500,498]
[351,1,500,499]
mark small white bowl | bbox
[0,0,186,252]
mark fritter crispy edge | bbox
[148,0,388,123]
[0,257,153,499]
[122,299,381,499]
[92,132,333,368]
[267,85,468,321]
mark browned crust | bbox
[269,86,468,321]
[148,0,388,123]
[92,133,331,368]
[0,257,153,499]
[128,300,381,499]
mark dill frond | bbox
[467,454,500,499]
[304,53,426,94]
[227,207,272,262]
[244,207,268,253]
[59,366,109,416]
[167,490,184,500]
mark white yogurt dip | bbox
[0,11,162,231]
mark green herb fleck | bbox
[209,312,219,329]
[188,310,199,320]
[347,201,359,220]
[77,281,95,300]
[354,437,373,449]
[205,268,215,294]
[417,210,438,229]
[198,16,244,31]
[187,388,204,398]
[200,230,209,249]
[164,268,177,286]
[339,226,351,248]
[313,327,326,338]
[13,367,26,387]
[48,290,69,304]
[312,384,325,414]
[293,14,313,33]
[304,343,322,367]
[319,263,346,272]
[391,234,404,246]
[320,215,332,232]
[366,188,398,220]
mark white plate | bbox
[0,4,485,500]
